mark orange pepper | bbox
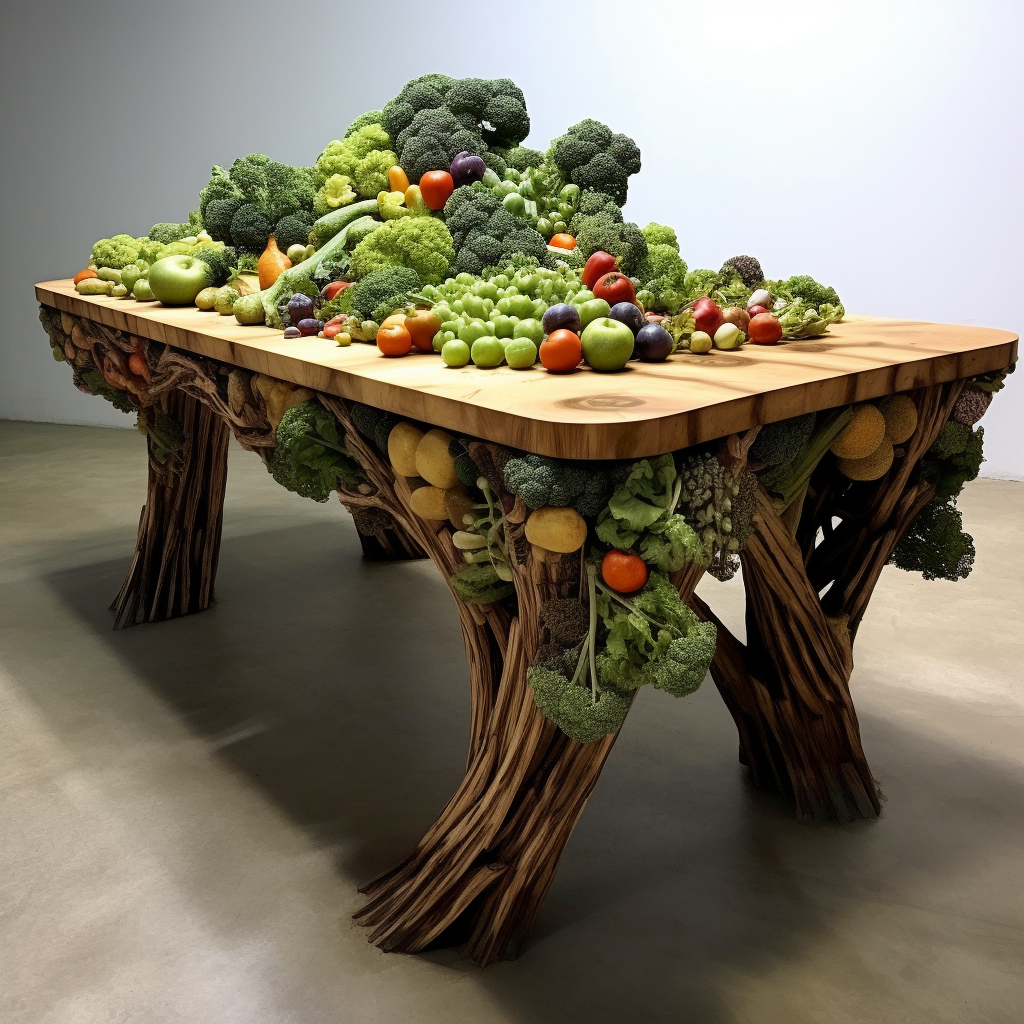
[73,268,98,285]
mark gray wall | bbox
[3,1,1022,475]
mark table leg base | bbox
[110,391,229,627]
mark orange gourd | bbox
[258,235,291,290]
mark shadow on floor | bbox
[28,519,1024,1024]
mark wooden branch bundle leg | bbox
[339,500,427,562]
[111,390,229,628]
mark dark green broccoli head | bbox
[921,425,984,502]
[503,146,546,171]
[443,186,546,276]
[229,204,274,252]
[344,110,385,138]
[573,214,648,277]
[569,191,622,234]
[204,198,245,244]
[891,499,975,581]
[349,402,398,455]
[268,401,363,502]
[750,413,817,467]
[198,165,242,219]
[551,120,641,206]
[228,154,317,221]
[347,266,422,320]
[786,274,842,309]
[190,243,238,286]
[148,222,192,245]
[527,666,630,743]
[503,453,591,510]
[274,213,313,252]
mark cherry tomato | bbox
[377,322,412,356]
[593,271,636,306]
[548,233,577,250]
[419,170,455,210]
[748,312,783,345]
[539,329,582,373]
[601,550,649,593]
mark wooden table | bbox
[36,279,1017,965]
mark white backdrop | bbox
[2,0,1020,476]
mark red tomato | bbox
[593,271,636,306]
[419,170,455,210]
[322,281,351,300]
[747,305,769,317]
[548,232,576,250]
[582,250,618,290]
[748,312,783,345]
[539,329,582,373]
[601,550,649,594]
[377,322,412,356]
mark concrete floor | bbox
[1,419,1022,1024]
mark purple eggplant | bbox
[634,322,674,362]
[541,302,581,335]
[450,151,486,188]
[608,301,645,336]
[283,326,301,339]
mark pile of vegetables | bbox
[75,73,847,375]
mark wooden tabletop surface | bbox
[37,279,1017,460]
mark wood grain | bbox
[37,280,1017,460]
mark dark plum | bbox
[450,151,486,188]
[287,293,315,326]
[297,318,324,336]
[607,301,645,336]
[541,302,581,335]
[634,322,674,362]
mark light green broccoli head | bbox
[313,174,357,216]
[90,234,144,270]
[349,215,454,285]
[642,222,679,250]
[316,125,397,199]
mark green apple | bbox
[576,297,611,330]
[581,317,635,372]
[148,255,212,306]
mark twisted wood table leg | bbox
[111,390,230,627]
[695,381,964,822]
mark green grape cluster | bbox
[417,260,585,363]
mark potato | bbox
[415,428,460,488]
[408,484,449,521]
[524,506,587,553]
[253,375,313,427]
[388,421,425,477]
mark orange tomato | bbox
[419,170,455,211]
[601,550,649,594]
[377,322,412,357]
[548,233,576,250]
[405,309,442,352]
[380,313,408,330]
[388,165,410,193]
[539,329,582,373]
[73,268,97,284]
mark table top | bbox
[37,279,1017,460]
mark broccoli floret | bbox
[503,453,594,510]
[204,197,245,244]
[228,154,317,221]
[384,75,530,182]
[349,401,398,455]
[929,420,971,459]
[316,126,397,199]
[503,145,545,171]
[198,165,243,220]
[349,215,454,285]
[274,213,314,252]
[236,252,259,273]
[572,213,648,277]
[786,274,842,310]
[921,425,984,502]
[347,266,422,319]
[148,222,192,245]
[550,119,641,206]
[571,191,622,225]
[720,255,765,288]
[528,665,631,744]
[891,499,975,581]
[344,109,385,137]
[638,243,688,312]
[190,243,238,286]
[230,204,274,252]
[642,222,679,250]
[90,234,143,270]
[750,412,817,467]
[268,400,363,502]
[573,470,613,518]
[137,239,167,265]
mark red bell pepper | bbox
[593,271,636,306]
[582,250,617,290]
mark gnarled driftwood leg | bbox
[111,389,229,627]
[697,381,964,822]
